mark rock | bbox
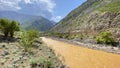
[39,48,42,50]
[5,56,10,59]
[0,44,6,49]
[13,64,19,68]
[20,61,24,64]
[2,50,9,56]
[0,59,6,65]
[113,47,119,50]
[2,45,6,48]
[19,56,23,60]
[23,57,28,60]
[48,55,51,58]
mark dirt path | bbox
[41,37,120,68]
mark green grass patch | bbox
[98,1,120,12]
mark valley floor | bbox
[42,37,120,68]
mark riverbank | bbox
[48,37,120,54]
[0,37,67,68]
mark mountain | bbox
[51,0,120,41]
[22,16,54,32]
[0,11,54,31]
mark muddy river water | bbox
[42,37,120,68]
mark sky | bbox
[0,0,86,22]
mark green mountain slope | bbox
[51,0,120,42]
[23,17,54,32]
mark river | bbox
[41,37,120,68]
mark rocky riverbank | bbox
[0,37,68,68]
[50,37,120,54]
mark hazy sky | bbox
[0,0,86,22]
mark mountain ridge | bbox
[0,11,54,32]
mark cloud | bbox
[24,0,32,4]
[0,0,21,11]
[52,16,62,22]
[56,16,62,19]
[0,0,56,19]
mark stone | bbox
[2,45,6,48]
[0,59,6,65]
[113,47,119,50]
[5,56,10,59]
[2,50,9,56]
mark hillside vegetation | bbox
[51,0,120,45]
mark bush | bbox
[26,30,39,41]
[95,31,115,45]
[0,18,20,37]
[30,57,53,68]
[20,30,39,52]
[75,34,84,39]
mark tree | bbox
[0,18,20,37]
[9,20,20,37]
[0,18,10,37]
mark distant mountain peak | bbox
[0,11,55,31]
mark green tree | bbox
[0,18,10,37]
[0,18,20,37]
[9,20,20,37]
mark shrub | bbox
[20,30,39,52]
[67,35,75,40]
[95,31,115,45]
[20,32,32,52]
[26,30,39,41]
[75,34,84,39]
[62,33,69,39]
[30,57,53,68]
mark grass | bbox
[98,1,120,12]
[91,1,102,7]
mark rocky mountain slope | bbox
[0,11,54,32]
[51,0,120,42]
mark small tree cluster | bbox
[0,18,20,37]
[95,31,115,45]
[20,30,39,52]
